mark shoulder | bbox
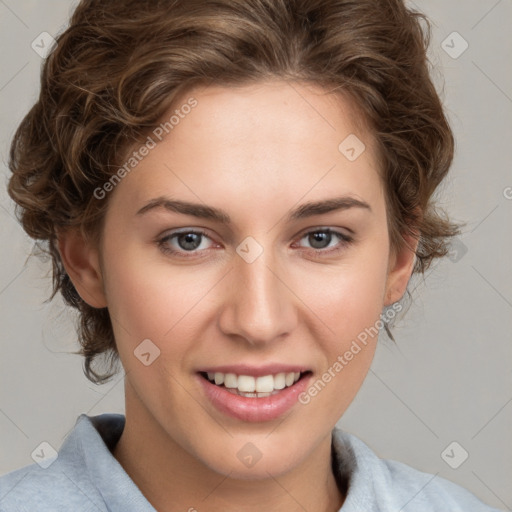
[332,428,503,512]
[0,414,123,511]
[382,457,500,511]
[0,461,104,512]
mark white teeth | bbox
[237,375,255,392]
[206,371,304,394]
[255,375,274,393]
[285,372,295,387]
[224,373,238,388]
[274,373,286,390]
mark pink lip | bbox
[197,364,309,377]
[197,371,312,423]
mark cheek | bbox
[292,242,389,405]
[295,278,385,421]
[295,244,389,337]
[101,250,209,413]
[101,243,217,361]
[309,274,384,359]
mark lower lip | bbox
[198,373,312,422]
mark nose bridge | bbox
[218,242,297,345]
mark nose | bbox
[217,246,298,346]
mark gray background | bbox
[0,0,511,509]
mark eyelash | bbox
[156,228,353,259]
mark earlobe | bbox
[384,232,419,306]
[57,228,107,308]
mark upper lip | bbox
[197,364,310,377]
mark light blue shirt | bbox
[0,413,503,511]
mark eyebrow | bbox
[136,195,371,224]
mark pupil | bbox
[310,231,330,249]
[179,233,201,251]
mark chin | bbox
[190,430,317,481]
[207,450,299,481]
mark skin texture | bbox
[58,80,417,512]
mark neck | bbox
[113,382,346,512]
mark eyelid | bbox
[295,225,352,241]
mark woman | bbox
[0,0,504,510]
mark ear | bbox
[57,228,107,308]
[384,231,419,306]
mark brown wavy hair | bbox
[8,0,459,384]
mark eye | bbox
[156,227,353,259]
[157,229,216,257]
[294,228,353,254]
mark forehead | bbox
[177,80,371,147]
[107,80,382,220]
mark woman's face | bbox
[69,80,414,478]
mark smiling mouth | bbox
[199,371,312,398]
